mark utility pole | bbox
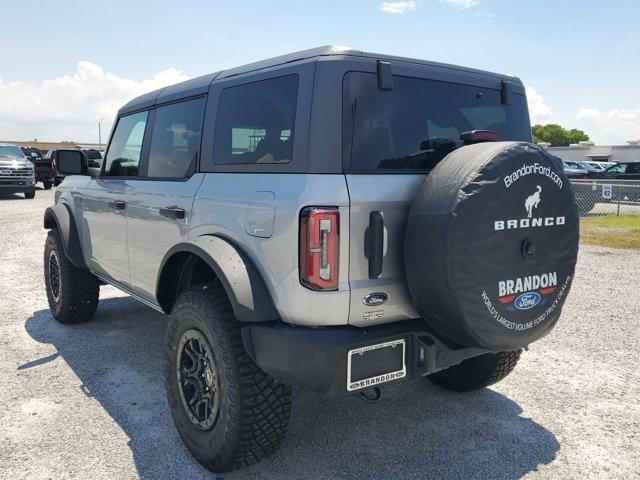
[97,118,102,151]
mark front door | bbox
[83,110,149,286]
[82,179,131,283]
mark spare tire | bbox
[405,142,579,351]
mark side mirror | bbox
[56,150,87,175]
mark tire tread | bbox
[44,229,99,324]
[428,350,522,392]
[166,283,291,472]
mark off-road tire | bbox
[43,180,53,190]
[44,229,99,324]
[24,190,36,199]
[427,350,522,392]
[164,283,291,473]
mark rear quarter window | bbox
[213,75,298,165]
[342,72,531,172]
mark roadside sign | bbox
[602,184,612,200]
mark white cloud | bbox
[576,106,640,144]
[525,86,552,123]
[0,62,189,143]
[607,109,639,121]
[379,1,419,14]
[439,0,480,9]
[577,107,601,119]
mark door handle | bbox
[364,211,384,279]
[159,206,185,219]
[108,200,126,210]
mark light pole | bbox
[97,118,102,151]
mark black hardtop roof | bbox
[120,45,522,115]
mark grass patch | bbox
[580,215,640,249]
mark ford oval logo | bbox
[514,292,541,310]
[363,292,389,306]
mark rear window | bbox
[83,149,102,160]
[342,72,531,172]
[21,147,42,158]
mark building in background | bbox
[540,140,640,163]
[0,140,104,155]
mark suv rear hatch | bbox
[343,67,532,326]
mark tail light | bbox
[300,207,339,291]
[460,130,499,145]
[51,159,56,173]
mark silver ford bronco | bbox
[43,46,579,473]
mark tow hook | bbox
[359,387,382,403]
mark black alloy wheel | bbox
[48,249,62,303]
[176,329,221,430]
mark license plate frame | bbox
[346,339,406,392]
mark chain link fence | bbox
[570,179,640,217]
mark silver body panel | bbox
[126,174,204,301]
[190,174,351,326]
[345,174,423,326]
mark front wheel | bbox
[44,229,99,323]
[43,180,53,190]
[164,283,291,473]
[427,350,522,392]
[24,189,36,199]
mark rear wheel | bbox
[43,180,53,190]
[427,350,522,392]
[164,283,291,473]
[24,189,35,199]
[44,229,99,323]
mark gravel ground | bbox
[1,189,639,480]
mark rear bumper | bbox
[34,170,55,182]
[242,319,488,398]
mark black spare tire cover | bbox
[405,142,579,351]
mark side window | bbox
[626,163,639,174]
[103,111,148,177]
[147,97,206,178]
[213,75,298,165]
[607,164,627,173]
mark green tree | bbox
[532,124,589,146]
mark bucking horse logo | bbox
[525,185,542,218]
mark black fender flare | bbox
[157,236,279,323]
[43,203,86,268]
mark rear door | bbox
[342,64,532,326]
[126,96,207,302]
